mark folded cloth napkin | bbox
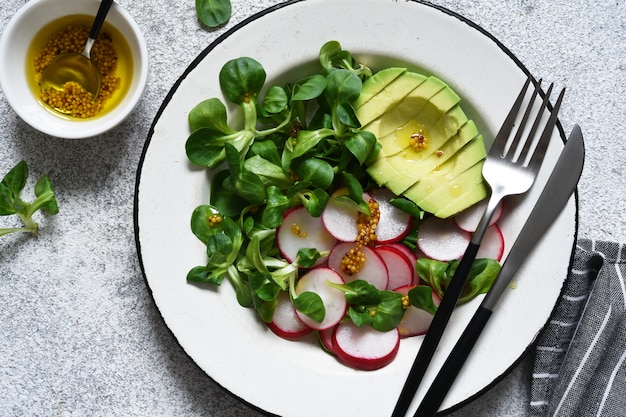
[530,239,626,416]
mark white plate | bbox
[135,0,577,415]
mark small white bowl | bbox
[0,0,148,139]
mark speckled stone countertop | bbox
[1,0,625,416]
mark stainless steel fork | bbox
[391,76,565,417]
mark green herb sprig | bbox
[0,161,59,237]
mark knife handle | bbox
[413,305,493,417]
[391,241,479,417]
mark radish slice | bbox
[267,291,313,340]
[386,243,421,285]
[395,285,441,337]
[453,199,504,232]
[370,188,412,243]
[476,224,505,261]
[321,192,371,242]
[328,242,389,290]
[417,216,471,261]
[333,321,400,371]
[294,268,347,331]
[318,327,337,355]
[277,205,337,265]
[374,246,414,290]
[387,242,417,265]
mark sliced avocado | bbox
[412,158,486,216]
[435,181,489,218]
[378,120,480,194]
[402,137,486,208]
[356,68,488,217]
[372,76,446,139]
[354,67,406,109]
[357,71,427,128]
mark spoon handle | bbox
[89,0,115,40]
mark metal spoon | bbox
[40,0,114,99]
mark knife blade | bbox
[412,124,585,417]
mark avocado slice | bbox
[355,68,488,217]
[435,181,489,219]
[403,137,486,206]
[372,83,460,159]
[370,76,446,140]
[354,67,406,109]
[357,71,428,128]
[376,120,480,194]
[416,161,487,216]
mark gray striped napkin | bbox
[530,239,626,416]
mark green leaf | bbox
[458,258,501,303]
[289,128,335,160]
[33,175,59,215]
[219,57,266,105]
[390,197,425,219]
[209,170,250,217]
[371,291,404,331]
[344,130,377,165]
[260,186,289,228]
[349,307,373,327]
[224,143,266,205]
[291,157,334,190]
[319,40,343,69]
[195,0,231,28]
[248,271,281,302]
[2,160,28,198]
[188,98,235,133]
[243,155,292,188]
[328,279,382,305]
[187,265,226,285]
[407,285,438,315]
[415,258,449,299]
[263,86,288,114]
[185,128,230,168]
[293,291,325,323]
[292,75,327,101]
[250,140,281,166]
[335,102,360,128]
[297,188,329,217]
[325,69,362,105]
[0,181,16,215]
[295,248,322,269]
[190,205,222,244]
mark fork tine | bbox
[489,76,532,157]
[526,87,566,172]
[516,82,553,164]
[506,79,543,159]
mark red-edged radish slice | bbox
[476,224,505,261]
[370,188,412,243]
[318,327,337,355]
[328,242,389,290]
[387,242,417,265]
[374,246,414,290]
[332,321,400,371]
[277,205,337,265]
[417,216,471,261]
[267,291,313,340]
[294,268,347,331]
[386,243,421,285]
[321,191,371,242]
[395,285,441,337]
[453,199,504,232]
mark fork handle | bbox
[412,305,493,417]
[391,241,479,417]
